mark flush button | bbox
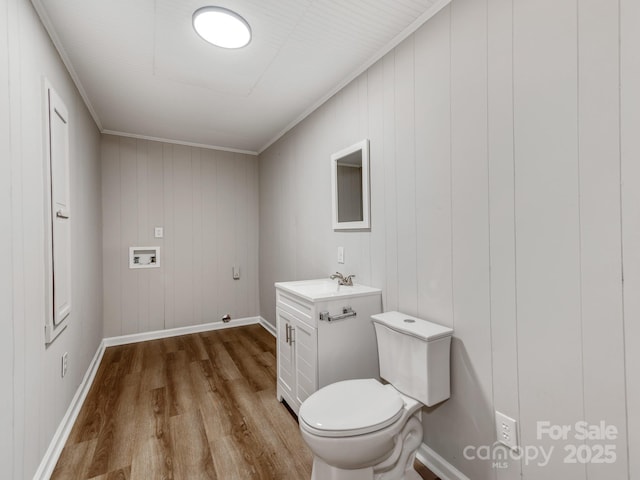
[404,319,415,323]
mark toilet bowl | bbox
[298,311,454,480]
[299,379,424,480]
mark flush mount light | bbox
[192,6,251,49]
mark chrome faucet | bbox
[330,272,355,286]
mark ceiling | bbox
[32,0,449,154]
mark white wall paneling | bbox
[487,0,520,477]
[8,0,26,475]
[162,142,175,329]
[201,148,219,330]
[367,58,387,309]
[513,0,585,477]
[382,52,399,312]
[413,4,453,331]
[119,138,140,335]
[447,0,495,477]
[215,150,236,323]
[247,151,260,323]
[578,0,628,478]
[135,139,151,332]
[2,0,103,477]
[356,74,372,284]
[101,136,121,335]
[259,0,633,477]
[258,145,276,329]
[621,0,640,478]
[394,35,418,315]
[0,0,15,475]
[173,144,195,329]
[101,135,259,337]
[147,141,165,330]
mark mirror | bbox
[331,139,370,230]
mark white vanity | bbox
[274,278,382,414]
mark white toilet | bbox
[298,311,453,480]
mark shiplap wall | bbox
[259,0,634,478]
[0,0,13,474]
[101,135,259,337]
[1,0,104,477]
[621,0,640,478]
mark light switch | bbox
[338,246,345,264]
[233,265,240,280]
[154,227,164,238]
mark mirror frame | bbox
[331,139,370,230]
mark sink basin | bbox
[275,278,381,302]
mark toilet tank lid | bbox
[372,311,453,341]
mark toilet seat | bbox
[299,379,405,438]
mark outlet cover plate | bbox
[496,411,518,450]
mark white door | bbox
[45,83,71,343]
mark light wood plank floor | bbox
[52,324,439,479]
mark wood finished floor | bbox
[52,324,439,480]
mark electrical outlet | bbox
[496,411,518,450]
[61,352,68,378]
[337,246,345,264]
[154,227,164,238]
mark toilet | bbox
[298,311,453,480]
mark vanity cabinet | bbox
[275,279,383,415]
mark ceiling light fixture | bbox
[192,6,251,49]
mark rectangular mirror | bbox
[331,139,370,230]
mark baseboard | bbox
[33,340,107,480]
[35,316,269,479]
[416,443,470,480]
[103,316,262,347]
[259,316,276,337]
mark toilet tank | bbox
[372,311,453,407]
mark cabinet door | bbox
[293,319,318,406]
[276,308,295,399]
